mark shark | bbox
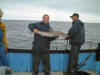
[38,31,69,40]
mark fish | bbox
[38,31,69,40]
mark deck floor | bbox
[13,72,63,75]
[12,71,98,75]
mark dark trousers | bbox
[67,44,81,75]
[32,54,50,75]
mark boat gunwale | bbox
[8,48,97,53]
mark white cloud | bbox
[80,13,100,23]
[2,5,100,23]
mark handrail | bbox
[7,48,97,53]
[51,39,98,50]
[7,40,99,53]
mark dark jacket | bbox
[28,21,54,54]
[68,19,85,45]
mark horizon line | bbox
[2,19,100,24]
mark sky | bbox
[0,0,100,23]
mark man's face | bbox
[43,16,49,24]
[71,16,78,21]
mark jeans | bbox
[32,54,50,75]
[67,44,81,75]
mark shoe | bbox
[32,72,38,75]
[45,72,50,75]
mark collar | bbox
[40,21,49,25]
[72,19,80,24]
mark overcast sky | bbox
[0,0,100,23]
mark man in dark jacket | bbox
[67,13,85,75]
[28,14,55,75]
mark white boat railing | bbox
[50,39,99,50]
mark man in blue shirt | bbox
[67,13,85,75]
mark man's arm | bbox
[28,23,36,32]
[28,23,39,33]
[68,22,80,37]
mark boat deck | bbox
[13,72,63,75]
[13,71,98,75]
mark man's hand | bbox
[33,29,39,33]
[66,35,70,40]
[5,48,8,54]
[67,35,70,38]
